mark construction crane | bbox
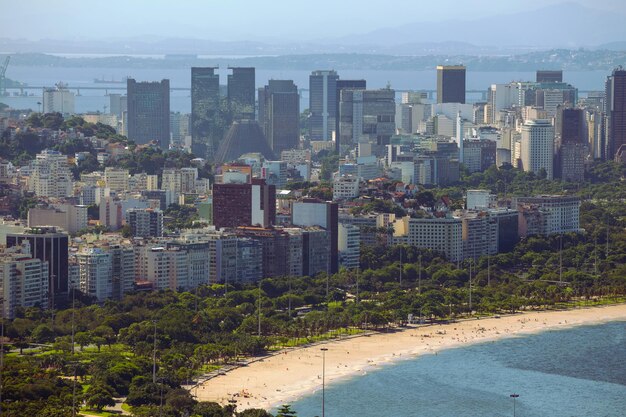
[0,56,10,96]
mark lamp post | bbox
[320,347,328,417]
[510,393,519,417]
[152,320,157,384]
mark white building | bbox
[466,190,496,210]
[0,241,49,319]
[391,216,463,262]
[28,204,88,234]
[333,175,360,200]
[104,167,130,192]
[29,150,73,198]
[76,248,114,301]
[43,85,75,114]
[521,119,554,180]
[338,223,360,269]
[515,195,582,236]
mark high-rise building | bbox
[338,223,360,270]
[28,204,88,234]
[191,67,221,159]
[43,84,75,114]
[521,119,554,180]
[292,199,339,273]
[109,94,127,118]
[125,208,163,238]
[6,227,69,305]
[339,89,395,148]
[536,70,563,83]
[212,179,276,229]
[0,241,49,319]
[514,195,581,236]
[605,67,626,161]
[437,65,466,104]
[555,107,587,181]
[391,217,463,262]
[463,139,497,173]
[29,149,73,198]
[76,248,113,301]
[335,80,366,152]
[227,67,255,120]
[258,80,300,153]
[104,167,129,192]
[309,70,339,141]
[127,78,170,148]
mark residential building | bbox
[125,208,163,238]
[392,216,463,262]
[332,175,360,200]
[515,195,582,237]
[43,84,75,114]
[127,78,170,148]
[76,248,113,300]
[29,150,73,198]
[292,199,339,273]
[100,197,123,231]
[0,242,49,319]
[104,167,129,192]
[338,223,360,270]
[28,204,88,234]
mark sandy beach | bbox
[192,304,626,411]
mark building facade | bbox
[127,78,170,148]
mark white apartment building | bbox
[0,242,49,319]
[104,167,130,192]
[338,223,360,269]
[515,195,582,235]
[29,150,73,198]
[28,204,88,234]
[43,85,75,114]
[521,119,554,180]
[76,248,114,300]
[333,175,360,200]
[391,216,463,262]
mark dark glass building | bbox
[309,70,339,141]
[436,65,466,104]
[6,227,69,306]
[258,80,299,154]
[335,79,366,152]
[605,67,626,160]
[212,179,276,229]
[227,67,255,121]
[127,78,170,148]
[191,67,220,159]
[536,70,563,83]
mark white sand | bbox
[192,304,626,411]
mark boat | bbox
[93,76,130,84]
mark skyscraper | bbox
[227,67,255,120]
[335,79,366,152]
[339,88,395,148]
[292,199,339,273]
[309,70,339,141]
[212,179,276,229]
[555,107,587,181]
[605,67,626,160]
[521,119,554,180]
[127,78,170,148]
[258,80,300,154]
[191,67,221,159]
[437,65,466,104]
[536,70,563,83]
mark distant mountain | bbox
[331,2,626,48]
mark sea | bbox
[1,63,611,114]
[286,321,626,417]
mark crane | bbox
[0,56,10,96]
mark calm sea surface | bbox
[286,321,626,417]
[2,66,610,113]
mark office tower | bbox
[339,89,395,148]
[292,199,339,273]
[212,179,276,229]
[463,139,497,173]
[536,70,563,83]
[42,84,75,114]
[258,80,300,154]
[555,107,587,181]
[127,78,170,148]
[126,208,163,238]
[0,242,49,319]
[437,65,466,104]
[521,119,554,180]
[261,160,288,189]
[214,120,275,164]
[6,226,69,305]
[191,67,221,159]
[29,149,73,198]
[604,67,626,160]
[309,70,339,141]
[227,67,255,120]
[335,79,366,152]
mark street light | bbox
[320,347,328,417]
[510,393,519,417]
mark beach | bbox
[192,304,626,411]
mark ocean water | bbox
[2,66,610,114]
[287,321,626,417]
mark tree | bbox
[31,324,55,343]
[238,409,273,417]
[85,382,116,411]
[275,405,297,417]
[74,331,92,351]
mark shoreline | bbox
[191,303,626,411]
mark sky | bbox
[1,0,625,41]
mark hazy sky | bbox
[2,0,625,41]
